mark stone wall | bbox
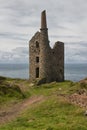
[29,32,64,83]
[29,10,64,84]
[29,32,40,81]
[52,41,64,81]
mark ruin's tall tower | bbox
[29,10,64,84]
[39,10,52,82]
[40,10,48,41]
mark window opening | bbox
[36,41,39,48]
[36,57,39,63]
[36,67,39,78]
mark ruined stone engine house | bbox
[29,10,64,84]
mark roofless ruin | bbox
[29,10,64,84]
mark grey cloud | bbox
[2,0,86,28]
[65,41,87,63]
[50,35,81,39]
[0,0,87,64]
[65,41,87,47]
[1,0,87,33]
[0,47,28,63]
[0,41,87,64]
[78,42,87,47]
[13,47,28,54]
[0,32,28,41]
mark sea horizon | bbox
[0,63,87,82]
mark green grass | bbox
[0,77,87,130]
[0,76,26,107]
[0,96,86,130]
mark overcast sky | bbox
[0,0,87,63]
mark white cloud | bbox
[0,0,87,63]
[65,42,87,63]
[0,47,28,63]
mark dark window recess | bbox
[36,57,39,63]
[36,41,39,48]
[60,69,62,73]
[36,67,39,78]
[53,51,54,54]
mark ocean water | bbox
[65,63,87,81]
[0,64,29,79]
[0,63,87,81]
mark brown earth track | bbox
[68,93,87,108]
[0,95,45,124]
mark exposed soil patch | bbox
[68,93,87,108]
[67,78,87,108]
[0,95,45,124]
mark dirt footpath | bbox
[0,95,45,124]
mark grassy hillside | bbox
[0,76,87,130]
[0,76,26,105]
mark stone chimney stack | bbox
[41,10,47,29]
[40,10,49,41]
